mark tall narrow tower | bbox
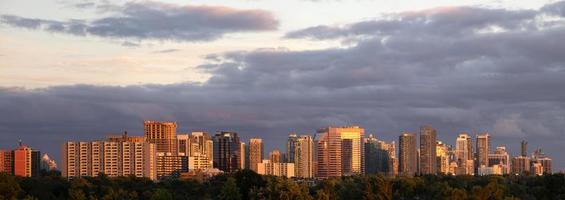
[399,132,417,176]
[419,125,437,174]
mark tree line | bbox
[1,170,564,200]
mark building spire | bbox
[18,139,22,146]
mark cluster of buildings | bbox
[0,141,57,177]
[398,128,553,176]
[50,121,556,180]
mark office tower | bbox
[455,133,474,175]
[144,121,178,155]
[294,135,314,178]
[249,138,263,172]
[257,159,295,178]
[177,134,190,156]
[532,148,552,174]
[315,126,365,178]
[521,140,528,157]
[419,125,437,175]
[436,141,450,174]
[511,156,530,175]
[286,133,298,163]
[399,132,417,176]
[476,132,490,172]
[62,136,157,180]
[488,146,510,174]
[213,132,241,173]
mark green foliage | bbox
[3,171,565,200]
[218,177,242,200]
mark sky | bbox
[0,0,564,172]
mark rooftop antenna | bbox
[18,139,22,146]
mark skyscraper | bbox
[213,131,241,173]
[144,121,178,155]
[521,140,528,157]
[476,132,490,172]
[294,135,314,178]
[315,126,365,178]
[419,125,437,175]
[436,141,450,174]
[455,133,474,175]
[399,132,417,176]
[249,138,264,172]
[286,133,298,163]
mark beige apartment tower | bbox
[249,138,264,172]
[476,132,490,170]
[62,135,157,180]
[144,121,178,155]
[294,135,314,178]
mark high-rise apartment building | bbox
[436,141,450,174]
[62,135,157,180]
[181,132,214,170]
[0,143,40,177]
[286,133,298,163]
[476,132,490,171]
[0,150,14,174]
[315,126,365,178]
[213,131,241,173]
[156,153,188,178]
[249,138,263,172]
[294,135,314,178]
[399,132,417,176]
[455,133,474,175]
[419,125,437,175]
[488,146,510,174]
[144,121,178,155]
[511,156,530,175]
[532,148,552,174]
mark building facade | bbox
[399,132,417,176]
[294,135,314,178]
[144,121,178,155]
[419,125,437,175]
[249,138,264,172]
[62,138,157,180]
[213,132,241,173]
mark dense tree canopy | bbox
[0,170,564,200]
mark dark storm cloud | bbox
[0,1,278,41]
[2,1,565,170]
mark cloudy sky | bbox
[1,0,564,171]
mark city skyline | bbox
[1,0,565,173]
